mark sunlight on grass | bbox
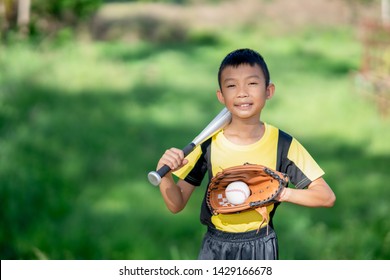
[89,180,166,215]
[1,18,389,260]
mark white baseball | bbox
[225,181,250,205]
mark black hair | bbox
[217,48,270,89]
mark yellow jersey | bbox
[174,123,324,232]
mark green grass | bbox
[1,25,389,260]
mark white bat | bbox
[148,107,232,186]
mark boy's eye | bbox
[249,82,258,85]
[226,84,235,88]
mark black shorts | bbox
[198,226,278,260]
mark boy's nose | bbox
[237,87,249,98]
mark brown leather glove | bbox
[207,163,289,232]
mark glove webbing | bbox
[255,167,286,235]
[209,164,288,235]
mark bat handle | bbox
[148,143,196,186]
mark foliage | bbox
[0,21,390,260]
[0,0,102,41]
[31,0,102,19]
[103,0,223,4]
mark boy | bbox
[156,48,336,260]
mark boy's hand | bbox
[276,187,291,202]
[157,148,189,173]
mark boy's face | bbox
[217,64,274,120]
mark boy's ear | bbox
[216,89,225,104]
[266,83,275,100]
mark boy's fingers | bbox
[158,148,186,171]
[168,148,185,158]
[165,148,184,168]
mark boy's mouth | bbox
[235,103,253,109]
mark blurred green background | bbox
[1,0,389,260]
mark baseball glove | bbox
[206,163,289,232]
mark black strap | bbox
[276,129,293,173]
[200,137,212,182]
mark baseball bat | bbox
[148,107,232,186]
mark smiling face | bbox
[217,63,274,121]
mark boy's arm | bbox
[156,148,196,213]
[277,177,335,208]
[159,177,195,213]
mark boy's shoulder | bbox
[265,122,290,134]
[265,123,294,142]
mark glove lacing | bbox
[255,206,270,235]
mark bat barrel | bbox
[147,107,231,186]
[192,107,230,146]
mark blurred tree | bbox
[343,0,390,24]
[0,0,102,42]
[383,0,390,24]
[0,1,6,38]
[0,0,17,40]
[17,0,30,36]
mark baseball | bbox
[225,181,250,205]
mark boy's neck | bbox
[223,119,265,145]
